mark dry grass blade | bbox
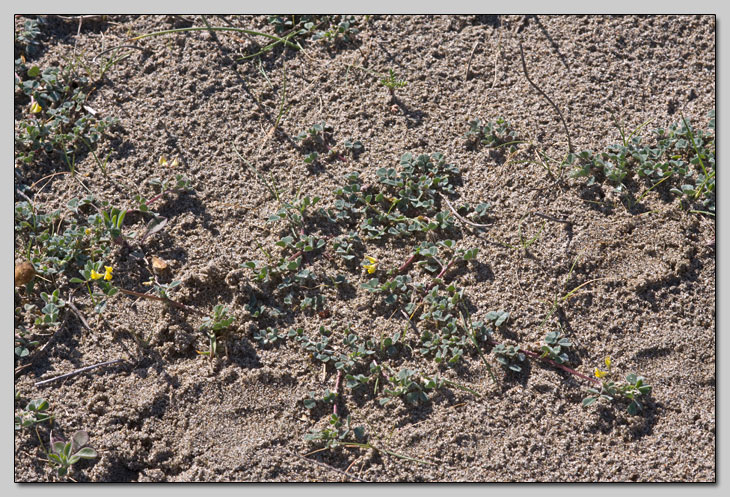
[439,193,490,229]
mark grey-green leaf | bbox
[74,447,98,459]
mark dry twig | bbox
[465,39,480,81]
[440,193,491,229]
[491,30,503,88]
[289,450,371,483]
[518,41,574,154]
[35,358,125,387]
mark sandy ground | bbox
[14,14,715,482]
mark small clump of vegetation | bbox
[567,111,715,213]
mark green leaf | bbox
[638,385,652,395]
[52,441,66,454]
[582,396,598,407]
[74,447,97,459]
[28,399,48,411]
[71,430,89,450]
[353,426,365,440]
[494,311,509,327]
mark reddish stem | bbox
[486,338,601,386]
[146,191,166,206]
[397,252,418,274]
[286,229,308,261]
[434,258,456,281]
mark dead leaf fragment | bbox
[15,262,35,287]
[151,256,169,274]
[139,216,168,242]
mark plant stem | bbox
[485,337,600,386]
[397,252,419,274]
[85,281,97,306]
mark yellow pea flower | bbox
[604,356,611,368]
[363,256,377,274]
[85,228,92,235]
[159,156,179,167]
[594,368,608,379]
[30,101,42,114]
[104,266,113,281]
[90,269,103,280]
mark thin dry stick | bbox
[15,363,33,376]
[35,358,124,387]
[518,41,573,154]
[289,450,371,483]
[533,211,572,225]
[92,44,147,62]
[345,456,362,477]
[66,299,92,332]
[118,288,203,315]
[491,30,503,89]
[464,39,480,81]
[15,188,35,206]
[29,171,71,192]
[333,370,343,416]
[440,193,491,229]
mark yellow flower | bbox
[104,266,113,281]
[30,101,42,114]
[363,256,377,274]
[90,269,103,280]
[85,228,92,235]
[604,356,611,368]
[159,156,179,167]
[594,368,608,379]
